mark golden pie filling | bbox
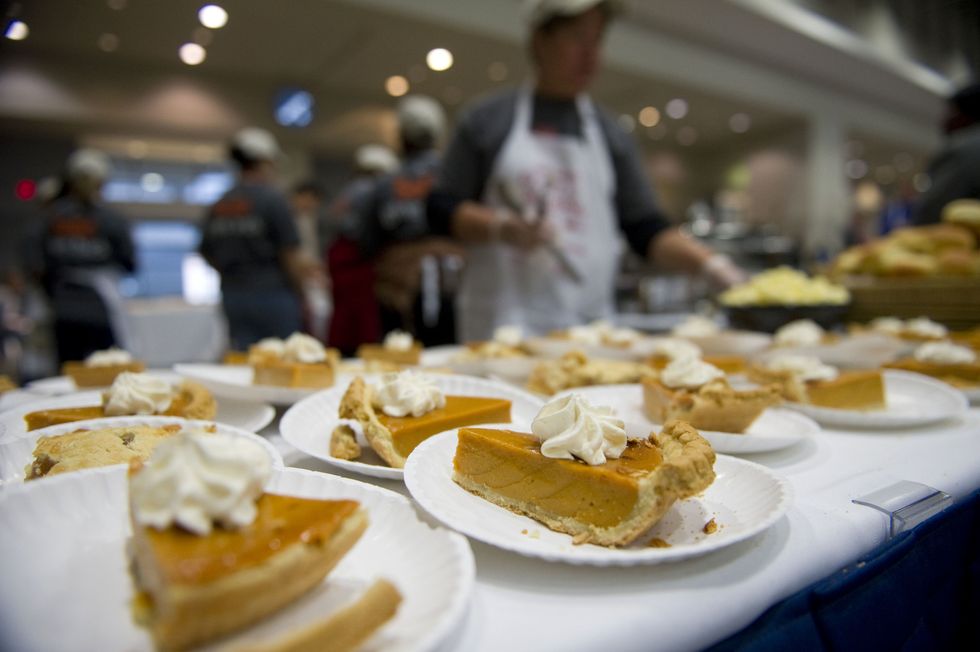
[806,370,885,410]
[453,428,664,528]
[143,495,360,586]
[23,393,193,431]
[377,396,511,458]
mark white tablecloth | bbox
[271,408,980,652]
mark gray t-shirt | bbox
[356,149,441,256]
[199,181,300,291]
[429,88,670,255]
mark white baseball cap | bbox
[397,94,447,145]
[355,144,399,174]
[66,149,111,182]
[231,127,282,162]
[523,0,623,29]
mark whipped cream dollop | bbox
[914,341,977,364]
[253,337,286,357]
[282,332,327,363]
[130,428,272,535]
[774,319,825,347]
[567,323,605,346]
[84,347,133,367]
[650,338,702,362]
[532,394,627,465]
[383,330,414,351]
[493,325,523,347]
[373,371,445,417]
[869,317,904,336]
[660,356,724,389]
[103,372,173,416]
[905,317,948,339]
[766,354,838,382]
[671,315,720,338]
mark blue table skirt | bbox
[708,488,980,651]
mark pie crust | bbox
[641,377,780,433]
[452,421,716,547]
[356,343,422,366]
[527,351,656,395]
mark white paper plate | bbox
[0,415,283,485]
[787,370,969,429]
[280,375,545,480]
[682,331,772,357]
[174,363,361,406]
[418,345,465,367]
[960,386,980,404]
[0,466,474,652]
[523,336,652,361]
[405,431,793,565]
[554,384,815,454]
[0,390,275,444]
[765,333,913,370]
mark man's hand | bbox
[498,211,555,251]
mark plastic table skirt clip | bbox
[852,480,953,538]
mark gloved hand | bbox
[702,254,747,289]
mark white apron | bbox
[457,88,621,341]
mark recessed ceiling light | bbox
[729,113,751,133]
[913,172,931,193]
[676,126,698,146]
[385,75,409,97]
[488,61,508,82]
[179,43,207,65]
[618,114,636,133]
[98,33,119,52]
[638,106,660,128]
[426,48,454,72]
[198,4,228,29]
[5,20,29,41]
[141,173,164,193]
[665,98,688,120]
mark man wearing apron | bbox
[428,0,743,342]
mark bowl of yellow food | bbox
[719,267,851,333]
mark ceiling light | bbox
[913,173,931,193]
[179,43,207,65]
[141,173,164,193]
[676,126,698,146]
[844,159,868,180]
[198,4,228,29]
[488,61,508,82]
[617,114,636,133]
[5,20,28,41]
[665,98,688,120]
[385,75,409,97]
[98,33,119,52]
[729,113,751,133]
[638,106,660,128]
[426,48,453,72]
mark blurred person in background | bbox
[200,128,317,350]
[25,149,135,364]
[913,82,980,225]
[290,180,331,342]
[358,94,464,345]
[427,0,744,341]
[325,144,398,355]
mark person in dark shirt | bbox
[912,83,980,225]
[428,0,743,341]
[26,149,135,364]
[357,95,464,345]
[199,128,312,350]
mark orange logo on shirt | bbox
[49,217,98,238]
[392,174,434,200]
[212,198,253,217]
